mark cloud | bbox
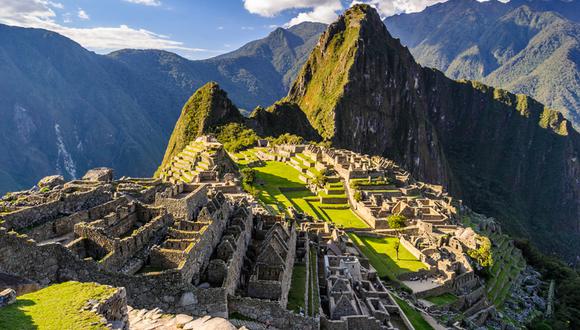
[0,0,204,56]
[243,0,343,26]
[243,0,462,26]
[352,0,448,17]
[217,26,224,30]
[123,0,162,6]
[77,9,89,20]
[241,26,255,30]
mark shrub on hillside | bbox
[215,123,259,152]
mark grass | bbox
[239,156,368,229]
[0,281,117,330]
[394,296,434,330]
[308,248,320,317]
[348,233,427,278]
[287,264,307,313]
[424,293,458,306]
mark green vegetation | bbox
[237,153,368,229]
[157,82,242,173]
[215,123,259,152]
[468,235,493,267]
[287,264,307,313]
[287,6,370,139]
[308,248,320,316]
[348,233,426,279]
[387,214,407,230]
[349,177,391,189]
[0,282,117,330]
[393,296,434,330]
[424,293,458,306]
[516,239,580,329]
[267,133,304,145]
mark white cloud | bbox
[217,26,224,30]
[123,0,162,6]
[0,0,204,56]
[352,0,448,17]
[243,0,466,26]
[243,0,343,26]
[77,8,89,20]
[241,26,255,30]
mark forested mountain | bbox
[385,0,580,127]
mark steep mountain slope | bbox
[385,0,580,127]
[158,82,242,171]
[0,22,325,194]
[109,22,326,112]
[283,4,580,260]
[0,24,183,192]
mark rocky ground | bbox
[127,306,243,330]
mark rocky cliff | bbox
[157,82,242,172]
[284,4,580,259]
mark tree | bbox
[353,190,362,202]
[394,240,400,260]
[240,168,255,185]
[387,214,407,230]
[468,236,493,267]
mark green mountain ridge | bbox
[385,0,580,128]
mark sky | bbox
[0,0,461,59]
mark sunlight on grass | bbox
[348,233,427,278]
[239,154,368,229]
[0,281,117,330]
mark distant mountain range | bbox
[0,22,325,193]
[385,0,580,127]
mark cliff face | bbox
[248,102,320,140]
[158,82,242,172]
[286,4,580,259]
[287,4,452,187]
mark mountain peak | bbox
[157,81,242,173]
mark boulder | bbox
[83,168,114,182]
[38,175,64,190]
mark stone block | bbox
[0,288,16,308]
[83,168,114,182]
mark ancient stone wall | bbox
[154,184,208,221]
[228,296,318,330]
[1,185,112,231]
[0,227,230,317]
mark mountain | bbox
[109,22,326,112]
[385,0,580,128]
[273,4,580,260]
[0,22,325,194]
[0,24,183,192]
[158,82,242,171]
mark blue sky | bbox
[0,0,457,59]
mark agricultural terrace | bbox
[233,149,368,229]
[348,233,427,280]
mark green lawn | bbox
[0,282,117,330]
[394,296,434,330]
[287,265,307,313]
[424,293,458,306]
[348,233,427,278]
[240,157,368,229]
[308,248,320,317]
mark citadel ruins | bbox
[0,136,544,329]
